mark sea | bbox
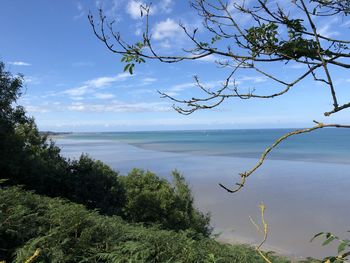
[54,128,350,260]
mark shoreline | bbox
[55,136,350,259]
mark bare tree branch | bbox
[90,0,350,193]
[219,121,350,193]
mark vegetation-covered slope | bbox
[1,186,295,263]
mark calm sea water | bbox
[55,129,350,260]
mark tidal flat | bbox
[56,130,350,259]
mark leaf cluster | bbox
[311,232,350,262]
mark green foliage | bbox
[68,154,125,215]
[245,21,323,60]
[0,186,293,263]
[0,62,27,179]
[311,232,350,262]
[120,169,211,236]
[121,42,146,75]
[1,117,125,216]
[246,22,279,56]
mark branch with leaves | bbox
[90,0,350,192]
[311,232,350,262]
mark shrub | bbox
[120,169,211,236]
[0,186,292,263]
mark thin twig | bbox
[250,203,273,263]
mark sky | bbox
[1,0,349,132]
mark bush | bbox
[121,169,211,236]
[0,186,293,263]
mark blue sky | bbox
[1,0,349,131]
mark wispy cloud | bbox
[94,92,115,99]
[152,18,182,40]
[161,76,266,97]
[25,105,49,113]
[135,77,158,86]
[236,76,268,84]
[142,77,157,83]
[197,54,223,63]
[24,99,170,114]
[158,0,174,14]
[73,2,84,20]
[85,73,130,87]
[126,0,174,19]
[162,81,221,97]
[126,0,148,19]
[23,76,41,85]
[151,17,202,49]
[317,17,340,38]
[8,61,31,66]
[63,73,133,97]
[67,101,170,113]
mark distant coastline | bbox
[40,131,73,136]
[40,131,73,139]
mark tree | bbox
[89,0,350,193]
[0,61,27,177]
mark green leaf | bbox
[129,64,134,75]
[322,236,335,246]
[338,241,348,254]
[123,64,131,72]
[0,178,8,184]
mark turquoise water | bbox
[55,129,350,259]
[60,128,350,164]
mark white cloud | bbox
[237,76,268,83]
[152,18,182,40]
[64,85,89,96]
[63,73,133,97]
[9,61,31,66]
[25,105,49,113]
[316,17,340,38]
[85,73,130,88]
[197,54,221,63]
[162,81,207,97]
[23,76,40,85]
[289,63,306,69]
[126,0,148,19]
[67,101,170,113]
[159,0,174,13]
[171,82,196,92]
[139,77,158,85]
[126,0,173,19]
[142,77,157,83]
[74,2,84,20]
[94,93,115,99]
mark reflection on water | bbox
[56,136,350,260]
